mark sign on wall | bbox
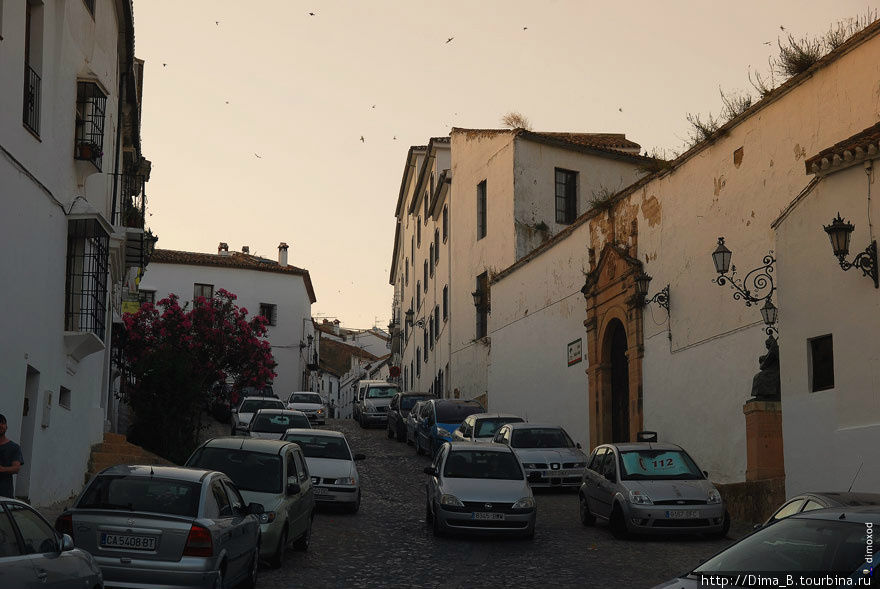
[567,338,582,367]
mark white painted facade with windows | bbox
[0,0,148,505]
[139,245,316,397]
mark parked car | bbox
[56,465,263,588]
[652,506,879,587]
[238,385,276,398]
[424,442,536,538]
[415,399,485,457]
[357,381,400,428]
[759,491,880,529]
[281,429,365,512]
[492,423,588,488]
[0,497,103,588]
[453,413,525,443]
[231,396,286,435]
[185,438,315,568]
[405,401,429,446]
[285,392,327,425]
[247,409,310,439]
[578,441,728,538]
[387,392,434,442]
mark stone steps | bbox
[85,433,174,484]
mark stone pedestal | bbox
[743,400,784,481]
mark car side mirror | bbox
[286,483,301,496]
[703,470,709,478]
[354,453,366,461]
[576,442,582,449]
[247,502,265,515]
[423,466,437,476]
[60,533,74,552]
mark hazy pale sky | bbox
[135,0,877,328]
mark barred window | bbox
[65,218,110,340]
[75,81,107,170]
[555,168,578,224]
[442,285,448,321]
[476,180,487,240]
[138,290,156,305]
[429,311,434,349]
[260,303,278,326]
[429,244,434,277]
[434,229,440,264]
[434,305,440,339]
[442,205,448,242]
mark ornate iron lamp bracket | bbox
[645,285,670,313]
[712,252,776,307]
[836,240,879,288]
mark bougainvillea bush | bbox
[118,289,276,462]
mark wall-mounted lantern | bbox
[634,272,670,316]
[711,237,778,337]
[823,213,878,288]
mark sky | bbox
[134,0,877,329]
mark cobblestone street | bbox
[258,419,750,589]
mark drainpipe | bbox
[446,178,453,400]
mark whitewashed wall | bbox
[775,161,880,494]
[140,262,313,396]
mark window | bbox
[293,450,309,481]
[411,236,414,265]
[417,218,421,246]
[75,81,108,169]
[438,368,444,399]
[210,480,233,518]
[22,1,43,136]
[476,180,487,240]
[411,360,416,383]
[405,258,409,285]
[82,0,95,16]
[442,205,449,242]
[434,229,440,263]
[809,335,834,392]
[555,168,578,224]
[415,352,421,377]
[194,284,213,303]
[222,480,245,514]
[59,386,71,410]
[7,503,57,555]
[416,283,421,309]
[65,218,110,339]
[434,305,440,339]
[442,286,448,321]
[475,271,489,339]
[138,289,155,305]
[423,332,428,362]
[259,303,278,326]
[403,366,408,390]
[0,509,20,557]
[424,186,430,218]
[424,260,429,287]
[429,244,434,277]
[429,312,434,349]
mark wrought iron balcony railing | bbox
[23,63,41,135]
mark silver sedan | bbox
[57,465,264,588]
[492,423,589,488]
[424,443,536,538]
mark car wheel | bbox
[610,505,629,539]
[425,496,433,523]
[240,546,259,589]
[431,502,444,537]
[579,493,596,526]
[269,529,287,568]
[293,513,312,551]
[524,523,536,540]
[213,562,225,589]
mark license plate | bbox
[665,510,700,519]
[471,512,504,520]
[100,533,157,551]
[313,487,330,495]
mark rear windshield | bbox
[475,417,524,438]
[240,399,284,413]
[251,413,309,433]
[186,448,282,493]
[619,450,703,480]
[511,428,574,449]
[435,403,483,423]
[282,434,351,460]
[79,476,201,517]
[289,393,322,404]
[240,386,274,397]
[401,396,430,411]
[366,386,398,399]
[443,450,523,480]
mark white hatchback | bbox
[286,391,328,425]
[281,429,365,512]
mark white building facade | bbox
[0,0,151,504]
[139,243,316,397]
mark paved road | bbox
[258,418,747,589]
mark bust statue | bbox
[750,336,781,401]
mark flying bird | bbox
[393,135,397,140]
[215,21,219,26]
[371,105,376,109]
[445,37,454,44]
[308,12,316,16]
[763,41,771,45]
[225,100,229,104]
[523,27,528,30]
[618,107,623,112]
[254,153,262,159]
[360,136,365,143]
[162,63,167,67]
[780,25,785,31]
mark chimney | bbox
[242,245,250,254]
[218,242,229,255]
[333,319,341,336]
[278,242,289,267]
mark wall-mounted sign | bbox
[121,301,141,315]
[567,338,582,367]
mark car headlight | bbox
[512,497,535,510]
[440,494,464,507]
[436,428,452,439]
[335,477,356,486]
[317,408,325,415]
[707,488,722,504]
[259,511,277,524]
[628,490,653,505]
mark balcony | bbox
[23,64,41,136]
[74,81,107,170]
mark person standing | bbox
[0,414,24,499]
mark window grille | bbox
[434,229,440,263]
[442,286,448,321]
[429,245,434,277]
[417,218,421,246]
[475,272,489,339]
[555,168,578,224]
[477,181,487,239]
[442,206,448,242]
[423,332,428,362]
[65,218,110,339]
[434,305,440,339]
[75,81,107,169]
[23,64,41,135]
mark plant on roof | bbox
[589,185,619,212]
[500,111,532,130]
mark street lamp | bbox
[405,308,414,327]
[823,213,878,288]
[710,237,778,337]
[633,272,670,314]
[471,289,490,313]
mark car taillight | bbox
[182,524,213,557]
[55,513,74,539]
